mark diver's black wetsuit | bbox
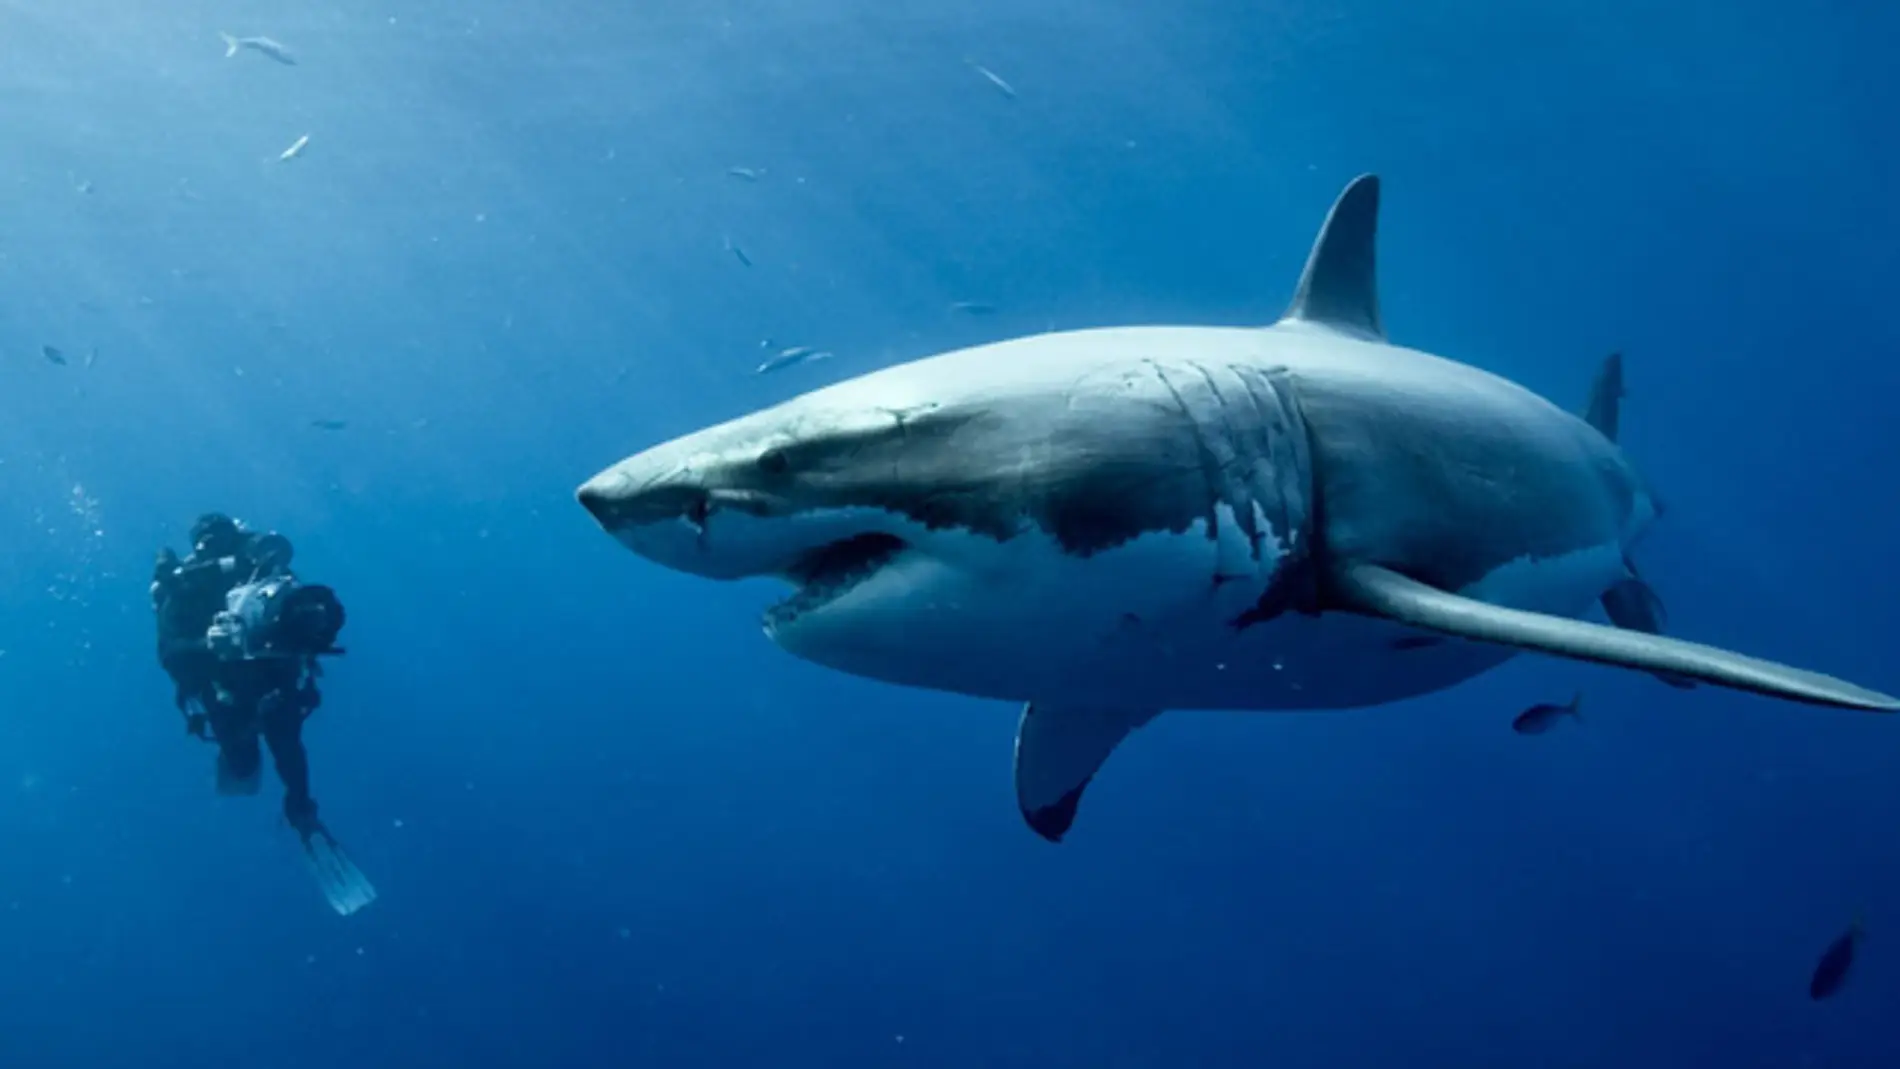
[202,657,322,830]
[152,515,325,837]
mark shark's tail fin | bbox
[219,32,240,57]
[1584,351,1624,442]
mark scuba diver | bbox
[151,512,377,916]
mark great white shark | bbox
[577,175,1898,842]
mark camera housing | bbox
[206,577,347,660]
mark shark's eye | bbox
[757,447,790,476]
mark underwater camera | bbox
[205,576,347,661]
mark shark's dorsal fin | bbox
[1279,174,1384,341]
[1584,351,1625,442]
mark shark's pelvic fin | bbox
[1601,565,1697,690]
[1330,562,1899,711]
[1014,702,1160,842]
[1584,351,1625,442]
[1279,174,1384,341]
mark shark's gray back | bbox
[797,319,1650,600]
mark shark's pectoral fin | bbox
[1013,702,1160,843]
[1601,571,1696,690]
[1330,563,1900,712]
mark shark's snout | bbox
[575,460,727,579]
[574,473,621,528]
[576,466,709,534]
[577,452,820,582]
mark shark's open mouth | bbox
[767,533,909,626]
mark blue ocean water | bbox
[2,1,1897,1065]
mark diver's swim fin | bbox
[299,824,378,916]
[1329,562,1900,711]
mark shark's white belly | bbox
[770,518,1630,711]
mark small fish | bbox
[220,33,297,65]
[1511,692,1582,735]
[1809,917,1864,1001]
[726,167,766,181]
[41,345,66,366]
[950,300,997,315]
[754,346,832,376]
[724,237,752,267]
[310,419,347,431]
[966,61,1017,99]
[279,134,310,161]
[83,346,97,369]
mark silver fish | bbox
[726,167,766,181]
[753,346,832,375]
[220,33,297,65]
[966,61,1017,99]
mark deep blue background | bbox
[1,1,1896,1065]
